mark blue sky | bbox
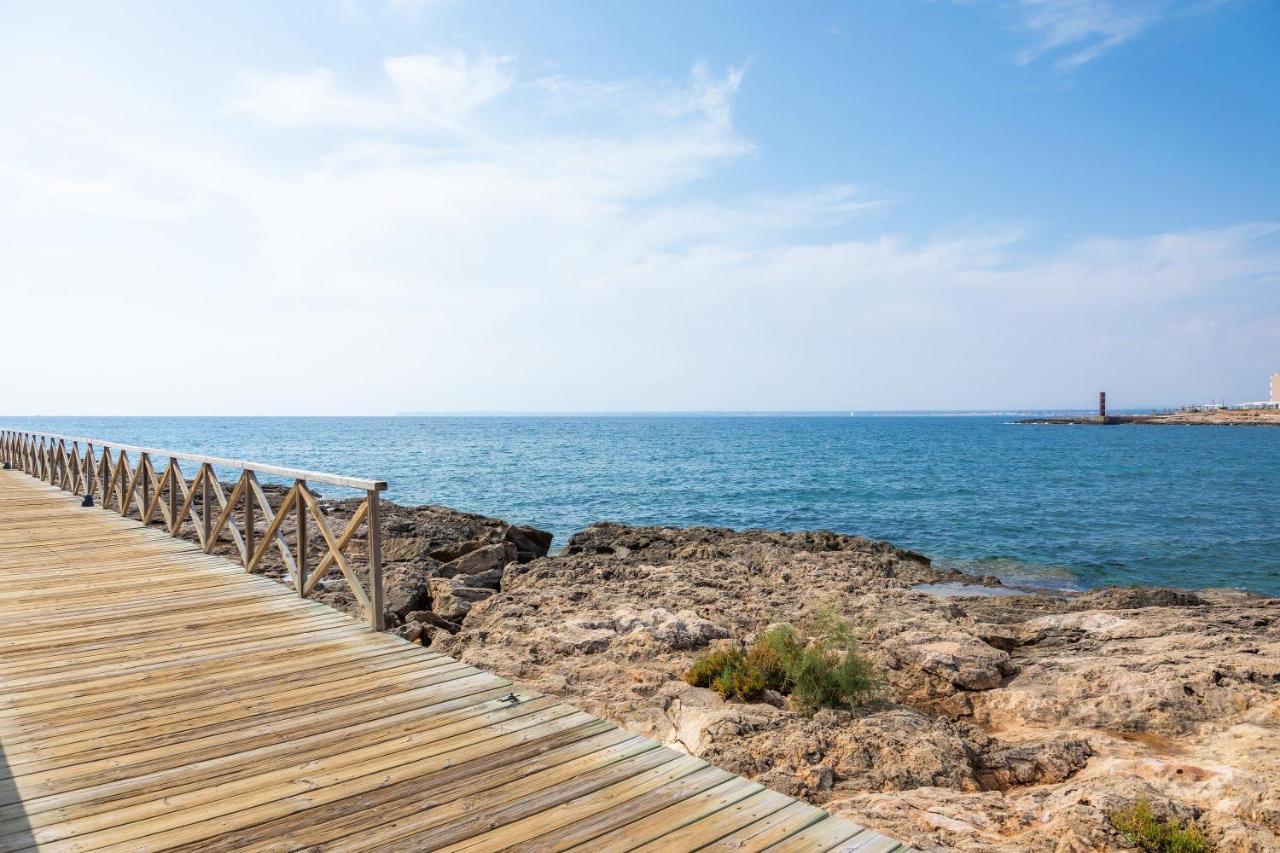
[2,0,1278,413]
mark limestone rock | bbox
[439,542,518,579]
[380,563,435,618]
[381,537,431,562]
[610,607,731,650]
[427,577,495,623]
[505,525,554,562]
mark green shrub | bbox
[684,646,745,689]
[684,646,737,687]
[785,643,882,714]
[683,616,881,713]
[746,625,803,691]
[799,608,858,650]
[684,645,768,701]
[713,658,768,700]
[1109,801,1211,853]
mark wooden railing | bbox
[0,428,389,630]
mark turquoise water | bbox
[4,415,1277,595]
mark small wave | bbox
[936,556,1088,593]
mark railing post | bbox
[99,449,109,506]
[168,457,179,533]
[243,476,255,569]
[141,454,151,521]
[367,488,385,631]
[201,468,211,546]
[297,480,308,597]
[84,444,96,504]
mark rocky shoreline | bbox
[199,491,1279,852]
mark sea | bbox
[4,414,1277,596]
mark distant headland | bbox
[1021,378,1280,426]
[1021,408,1280,426]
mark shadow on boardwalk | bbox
[0,738,36,850]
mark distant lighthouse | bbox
[1099,391,1106,422]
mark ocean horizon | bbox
[5,414,1276,597]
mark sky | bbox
[1,0,1278,414]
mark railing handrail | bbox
[0,428,386,491]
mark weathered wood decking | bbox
[0,469,907,852]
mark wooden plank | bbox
[508,764,738,851]
[180,726,639,852]
[334,735,671,852]
[428,753,709,851]
[3,658,485,770]
[33,710,601,850]
[6,691,556,828]
[578,776,764,851]
[694,800,832,851]
[767,815,874,850]
[626,787,796,850]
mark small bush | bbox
[683,617,881,713]
[746,625,803,691]
[789,645,883,714]
[713,658,767,700]
[684,646,767,701]
[1109,800,1211,853]
[684,647,743,689]
[800,608,858,650]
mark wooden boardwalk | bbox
[0,469,907,852]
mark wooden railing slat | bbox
[246,471,300,581]
[301,495,368,598]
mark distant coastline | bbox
[1020,409,1280,427]
[393,409,1162,418]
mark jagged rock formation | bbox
[434,523,1280,852]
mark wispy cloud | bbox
[228,52,513,131]
[1015,0,1163,66]
[975,0,1231,69]
[330,0,446,25]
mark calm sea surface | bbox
[5,415,1277,595]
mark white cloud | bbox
[0,164,193,221]
[228,52,512,130]
[329,0,447,24]
[385,0,443,20]
[384,53,513,120]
